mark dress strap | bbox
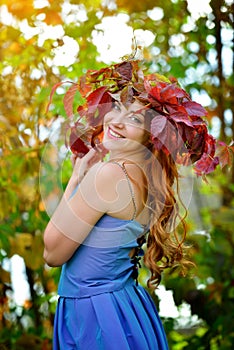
[111,161,137,220]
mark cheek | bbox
[127,127,146,143]
[135,125,147,139]
[103,114,110,132]
[103,111,113,124]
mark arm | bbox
[43,149,106,266]
[43,157,136,267]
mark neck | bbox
[108,149,147,164]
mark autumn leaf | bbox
[0,266,11,284]
[120,85,134,106]
[149,85,177,105]
[215,141,234,169]
[46,81,73,113]
[6,0,35,19]
[170,112,193,127]
[86,86,108,113]
[133,81,145,93]
[47,60,231,178]
[194,134,218,175]
[151,115,167,136]
[116,0,157,13]
[63,83,79,118]
[69,125,90,157]
[116,61,133,84]
[84,86,112,125]
[151,116,180,156]
[9,233,44,270]
[183,101,208,117]
[194,153,219,176]
[146,73,171,84]
[44,11,63,25]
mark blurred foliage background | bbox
[0,0,233,349]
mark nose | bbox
[111,120,124,129]
[109,112,126,128]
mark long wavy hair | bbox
[143,148,190,289]
[89,103,192,289]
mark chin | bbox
[102,138,128,150]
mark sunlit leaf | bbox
[69,125,90,156]
[183,101,208,117]
[215,141,234,169]
[5,0,35,19]
[46,81,72,113]
[0,266,11,284]
[44,11,63,25]
[63,83,79,118]
[116,0,155,12]
[9,233,44,270]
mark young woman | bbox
[43,60,221,349]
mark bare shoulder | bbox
[83,161,148,221]
[85,161,125,186]
[81,161,130,205]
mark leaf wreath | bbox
[47,60,233,176]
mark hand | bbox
[70,147,102,185]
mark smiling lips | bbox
[108,127,125,139]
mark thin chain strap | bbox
[111,161,137,220]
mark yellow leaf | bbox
[6,0,35,19]
[0,115,11,130]
[116,0,155,12]
[70,0,101,8]
[9,233,44,270]
[0,266,11,284]
[44,11,63,25]
[8,42,22,54]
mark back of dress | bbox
[53,162,169,350]
[58,214,144,298]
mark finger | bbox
[70,154,77,167]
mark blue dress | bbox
[53,214,169,350]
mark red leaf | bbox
[46,81,72,113]
[170,112,193,127]
[148,83,191,117]
[133,82,145,93]
[166,104,187,115]
[151,115,167,137]
[69,126,90,157]
[182,124,207,162]
[183,101,208,117]
[150,84,177,105]
[160,85,179,104]
[120,86,134,106]
[95,91,112,122]
[151,116,181,156]
[86,86,108,113]
[85,87,112,126]
[194,154,219,176]
[216,141,234,169]
[194,134,218,175]
[203,134,216,157]
[143,78,152,93]
[79,74,92,97]
[63,83,79,118]
[116,61,133,82]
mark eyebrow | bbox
[114,101,145,118]
[129,109,145,118]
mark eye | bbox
[129,114,143,124]
[112,102,121,111]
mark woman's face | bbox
[103,100,149,153]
